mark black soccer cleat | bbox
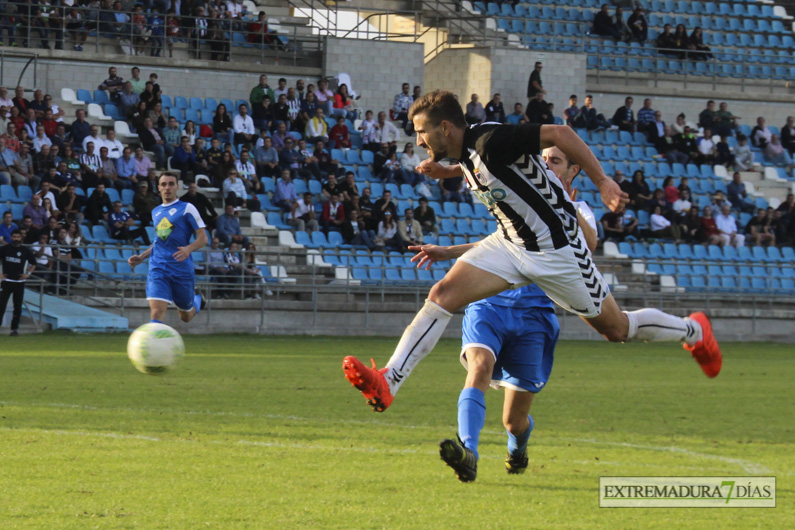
[199,294,207,310]
[439,437,478,483]
[505,449,528,474]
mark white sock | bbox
[384,300,453,396]
[624,309,702,345]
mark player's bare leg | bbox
[177,294,205,323]
[149,300,168,323]
[581,294,721,377]
[343,262,509,412]
[503,389,534,474]
[178,307,196,323]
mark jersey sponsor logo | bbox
[156,216,174,241]
[471,187,507,207]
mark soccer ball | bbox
[127,323,185,374]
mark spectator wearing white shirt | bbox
[314,78,334,116]
[234,149,260,195]
[392,83,414,134]
[697,129,716,164]
[359,110,378,151]
[751,117,772,149]
[673,189,692,219]
[32,125,52,153]
[289,192,319,233]
[650,205,681,242]
[305,107,329,144]
[399,143,424,186]
[82,125,107,154]
[374,111,400,151]
[233,103,256,145]
[0,87,12,115]
[103,129,124,159]
[715,204,745,248]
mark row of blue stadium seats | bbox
[477,1,781,20]
[618,241,795,263]
[81,257,278,283]
[350,267,441,285]
[676,275,795,294]
[0,185,134,206]
[589,57,795,80]
[585,38,795,57]
[596,162,721,181]
[649,262,795,279]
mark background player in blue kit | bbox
[128,172,208,324]
[410,148,598,482]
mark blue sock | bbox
[457,387,486,459]
[193,294,202,316]
[150,319,163,324]
[507,415,534,456]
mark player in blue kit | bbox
[409,146,598,482]
[128,172,208,323]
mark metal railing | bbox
[0,6,321,67]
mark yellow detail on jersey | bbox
[156,216,174,241]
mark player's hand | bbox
[128,255,143,267]
[172,247,191,262]
[597,179,629,212]
[408,244,449,269]
[416,159,452,180]
[569,187,578,202]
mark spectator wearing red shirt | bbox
[321,192,346,233]
[12,86,30,115]
[8,108,25,138]
[699,206,721,246]
[663,176,679,204]
[248,11,273,45]
[328,116,350,149]
[41,109,58,138]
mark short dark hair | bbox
[11,229,21,236]
[408,90,467,129]
[157,172,178,185]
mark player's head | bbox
[10,229,22,245]
[542,146,580,194]
[158,172,179,202]
[409,90,467,162]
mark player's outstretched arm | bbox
[408,242,478,270]
[415,159,463,180]
[539,125,628,212]
[173,228,208,262]
[128,245,153,267]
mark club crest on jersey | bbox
[169,208,177,216]
[472,187,507,207]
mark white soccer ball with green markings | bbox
[127,323,185,374]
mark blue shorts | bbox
[146,267,195,312]
[461,302,559,393]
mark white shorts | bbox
[458,232,609,318]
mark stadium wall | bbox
[425,47,586,114]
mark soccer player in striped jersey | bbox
[128,172,207,324]
[343,90,720,416]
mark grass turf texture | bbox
[0,334,791,528]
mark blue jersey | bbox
[474,284,554,310]
[149,199,205,276]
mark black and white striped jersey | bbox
[457,122,579,252]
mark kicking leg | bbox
[503,389,534,474]
[148,299,168,323]
[177,294,205,323]
[343,261,510,412]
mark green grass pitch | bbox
[0,334,792,528]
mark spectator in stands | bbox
[688,27,711,61]
[285,88,302,128]
[233,103,256,146]
[627,7,648,44]
[698,100,717,133]
[764,134,795,172]
[611,96,635,133]
[138,117,167,169]
[181,121,198,145]
[733,134,753,171]
[278,137,302,176]
[367,112,398,154]
[751,117,772,149]
[770,208,792,246]
[289,191,319,233]
[320,173,342,202]
[190,6,208,59]
[273,170,297,213]
[172,136,203,183]
[328,116,350,149]
[699,205,721,246]
[413,197,437,236]
[313,140,341,178]
[181,182,218,230]
[0,88,10,111]
[650,205,681,242]
[216,203,250,246]
[19,216,39,244]
[673,189,692,221]
[373,189,397,224]
[98,146,119,189]
[438,172,467,204]
[212,102,233,142]
[375,210,401,250]
[709,190,730,217]
[507,102,526,126]
[341,209,375,250]
[358,110,378,152]
[780,116,795,156]
[612,6,631,42]
[115,147,137,189]
[162,116,181,156]
[338,171,358,203]
[99,66,125,98]
[745,208,776,247]
[133,146,152,181]
[592,5,621,41]
[31,232,55,289]
[321,191,345,233]
[647,188,673,221]
[15,144,37,188]
[223,168,260,211]
[235,149,259,192]
[254,136,279,178]
[526,92,553,125]
[697,129,717,165]
[109,200,150,244]
[656,25,676,56]
[295,139,325,180]
[675,126,700,164]
[138,81,159,110]
[672,24,689,59]
[393,83,413,134]
[397,207,423,249]
[32,145,55,180]
[683,206,703,243]
[32,125,51,155]
[333,84,358,122]
[70,109,91,148]
[84,183,112,226]
[22,194,48,229]
[613,170,633,197]
[305,107,328,144]
[600,207,635,242]
[714,102,738,138]
[0,211,16,245]
[653,123,686,165]
[636,99,655,135]
[297,91,318,131]
[270,93,291,132]
[133,180,158,225]
[128,67,145,94]
[573,95,608,130]
[251,96,273,132]
[715,136,734,167]
[715,204,745,248]
[315,78,334,117]
[485,93,505,124]
[465,94,486,125]
[400,143,423,185]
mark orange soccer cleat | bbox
[342,356,394,412]
[683,312,722,378]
